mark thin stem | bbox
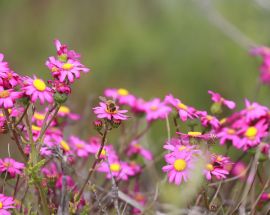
[15,103,30,127]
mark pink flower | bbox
[204,154,232,180]
[0,194,15,215]
[198,111,220,129]
[88,143,118,160]
[46,57,89,83]
[143,98,171,122]
[0,54,9,73]
[0,71,21,89]
[57,105,80,121]
[54,39,81,61]
[241,99,268,123]
[216,127,240,146]
[42,162,59,180]
[98,158,136,181]
[104,88,136,106]
[93,102,128,120]
[208,90,235,109]
[55,175,76,190]
[69,136,93,158]
[165,94,197,121]
[0,87,22,109]
[22,76,53,105]
[126,140,153,161]
[231,162,246,180]
[260,193,270,202]
[162,150,194,185]
[0,158,25,177]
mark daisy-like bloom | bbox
[128,161,142,175]
[0,70,21,89]
[0,194,15,215]
[241,99,268,123]
[54,39,81,61]
[69,136,93,158]
[162,149,194,185]
[208,90,235,109]
[204,154,232,180]
[198,111,220,130]
[98,158,136,181]
[42,162,59,181]
[231,162,246,180]
[55,175,76,190]
[93,102,128,120]
[57,105,80,121]
[250,46,270,84]
[0,54,9,73]
[165,94,198,122]
[46,57,89,83]
[237,119,268,150]
[0,158,25,177]
[104,88,136,106]
[216,127,240,146]
[22,76,53,105]
[0,87,22,109]
[129,97,146,115]
[88,142,118,160]
[143,98,171,122]
[177,131,213,141]
[126,140,153,161]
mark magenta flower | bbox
[54,39,81,61]
[0,71,21,89]
[69,136,93,158]
[241,99,268,122]
[231,162,246,180]
[42,162,59,180]
[165,94,197,121]
[0,194,15,215]
[88,143,118,160]
[57,105,80,121]
[22,76,53,104]
[98,158,136,181]
[216,127,240,146]
[0,158,25,177]
[0,87,22,109]
[0,54,9,73]
[104,88,136,106]
[208,90,235,109]
[46,57,89,83]
[162,150,194,185]
[126,140,153,161]
[199,111,220,129]
[261,193,270,202]
[143,98,171,122]
[204,154,232,180]
[93,102,128,120]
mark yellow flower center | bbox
[178,103,187,110]
[134,144,141,149]
[62,63,73,70]
[34,113,45,120]
[0,201,3,209]
[3,162,10,168]
[150,106,158,111]
[75,143,84,149]
[206,164,214,171]
[206,115,213,120]
[0,90,10,98]
[60,140,70,152]
[220,118,227,124]
[178,146,186,151]
[216,156,223,162]
[173,159,187,171]
[51,66,58,72]
[245,127,257,139]
[59,106,70,114]
[188,131,202,137]
[32,125,41,131]
[33,79,46,92]
[117,88,129,96]
[110,163,121,172]
[227,129,235,135]
[101,149,106,156]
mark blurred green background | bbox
[1,0,270,150]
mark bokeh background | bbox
[1,0,270,208]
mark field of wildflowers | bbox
[0,38,270,214]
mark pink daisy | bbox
[54,39,81,61]
[0,158,25,177]
[143,98,171,122]
[46,57,89,83]
[69,135,93,158]
[241,99,268,123]
[0,194,15,215]
[0,54,9,73]
[93,102,128,120]
[57,105,80,121]
[198,111,220,129]
[22,76,53,105]
[208,90,235,109]
[0,70,21,89]
[216,127,240,146]
[104,88,136,106]
[162,150,194,185]
[126,140,153,161]
[165,94,197,121]
[0,87,22,109]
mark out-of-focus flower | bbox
[231,162,246,180]
[0,158,25,177]
[93,102,128,120]
[104,88,136,106]
[57,106,80,121]
[22,76,53,105]
[0,193,15,215]
[69,136,92,158]
[126,140,153,161]
[199,111,220,129]
[143,98,171,122]
[241,99,268,123]
[165,94,197,121]
[208,90,235,109]
[54,39,81,61]
[0,87,22,109]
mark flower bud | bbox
[210,102,222,115]
[93,120,103,131]
[54,92,68,104]
[111,119,122,128]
